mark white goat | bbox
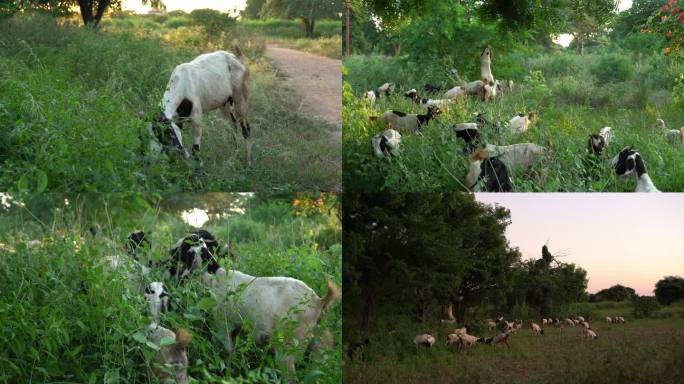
[483,142,547,170]
[587,127,613,155]
[612,146,660,192]
[531,322,544,335]
[414,333,436,348]
[654,119,684,144]
[444,85,465,98]
[153,49,252,164]
[509,112,536,134]
[372,129,402,158]
[605,316,612,324]
[363,90,377,107]
[203,268,339,377]
[581,327,598,340]
[144,282,191,384]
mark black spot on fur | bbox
[480,157,512,192]
[455,128,480,153]
[391,110,407,117]
[379,135,391,156]
[126,231,150,260]
[614,147,639,176]
[587,134,606,155]
[177,98,193,118]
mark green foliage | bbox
[590,53,636,83]
[655,276,684,305]
[0,13,340,192]
[262,0,341,37]
[189,8,236,37]
[632,295,661,318]
[590,284,636,302]
[0,193,341,383]
[648,0,684,58]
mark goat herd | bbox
[413,314,628,351]
[107,229,339,383]
[363,45,683,192]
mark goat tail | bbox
[319,279,340,312]
[175,328,192,351]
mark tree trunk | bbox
[575,34,584,55]
[302,17,315,38]
[78,0,110,29]
[361,286,374,331]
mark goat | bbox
[453,123,481,153]
[495,80,514,96]
[444,85,466,99]
[605,316,612,324]
[404,89,455,108]
[370,106,442,133]
[531,322,544,335]
[612,146,660,192]
[509,112,536,134]
[581,327,598,340]
[587,127,613,155]
[483,142,546,170]
[363,90,377,107]
[152,48,252,165]
[486,330,511,348]
[376,82,395,97]
[654,119,684,144]
[414,333,436,348]
[466,149,513,192]
[372,129,402,158]
[203,268,339,377]
[144,282,191,384]
[542,318,548,327]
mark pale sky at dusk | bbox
[475,194,684,296]
[123,0,246,14]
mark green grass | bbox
[343,51,684,192]
[344,301,684,383]
[0,13,340,192]
[0,194,342,383]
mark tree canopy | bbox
[655,276,684,305]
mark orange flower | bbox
[293,199,301,206]
[665,47,672,55]
[666,30,673,38]
[316,198,324,206]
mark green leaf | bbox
[17,174,29,192]
[145,340,160,351]
[196,296,216,311]
[35,170,48,192]
[159,336,176,347]
[132,332,147,344]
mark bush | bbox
[632,295,660,318]
[591,53,635,83]
[163,15,193,29]
[189,8,236,37]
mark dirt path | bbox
[265,45,341,141]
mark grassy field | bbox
[0,193,342,383]
[0,13,340,192]
[343,48,684,192]
[344,302,684,383]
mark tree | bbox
[655,276,684,305]
[262,0,341,38]
[565,0,619,55]
[632,295,660,318]
[242,0,267,19]
[591,284,636,302]
[11,0,164,27]
[611,0,663,38]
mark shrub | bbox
[591,53,635,83]
[163,15,193,29]
[189,8,236,37]
[632,295,660,318]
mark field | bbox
[343,41,684,192]
[0,193,342,383]
[0,13,341,192]
[344,302,684,384]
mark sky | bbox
[122,0,247,14]
[475,193,684,296]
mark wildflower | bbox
[293,199,301,206]
[671,7,681,14]
[662,15,669,21]
[679,12,684,21]
[316,198,324,206]
[663,5,670,12]
[666,30,673,38]
[669,0,676,5]
[665,47,672,55]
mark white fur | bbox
[509,114,534,134]
[371,129,402,158]
[414,334,436,347]
[484,143,545,170]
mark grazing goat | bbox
[587,127,613,155]
[542,318,548,327]
[483,142,546,170]
[144,282,191,384]
[612,146,660,192]
[404,89,454,108]
[370,107,442,133]
[444,85,466,99]
[487,320,497,331]
[152,49,252,165]
[453,123,481,153]
[509,112,536,134]
[166,232,221,279]
[581,327,598,340]
[564,318,575,326]
[414,333,436,348]
[466,149,513,192]
[531,322,544,335]
[203,268,339,377]
[495,80,514,96]
[372,129,402,158]
[486,330,511,348]
[363,90,377,107]
[654,119,684,145]
[605,316,612,324]
[376,82,395,97]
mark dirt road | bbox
[265,45,341,140]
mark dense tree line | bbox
[343,193,588,334]
[243,0,340,37]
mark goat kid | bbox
[612,146,660,192]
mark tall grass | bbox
[343,48,684,192]
[0,13,340,192]
[0,194,342,383]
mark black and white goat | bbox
[371,106,442,133]
[466,149,513,192]
[372,128,402,158]
[587,127,613,155]
[202,268,339,378]
[404,89,454,109]
[150,48,252,165]
[612,146,660,192]
[166,229,228,279]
